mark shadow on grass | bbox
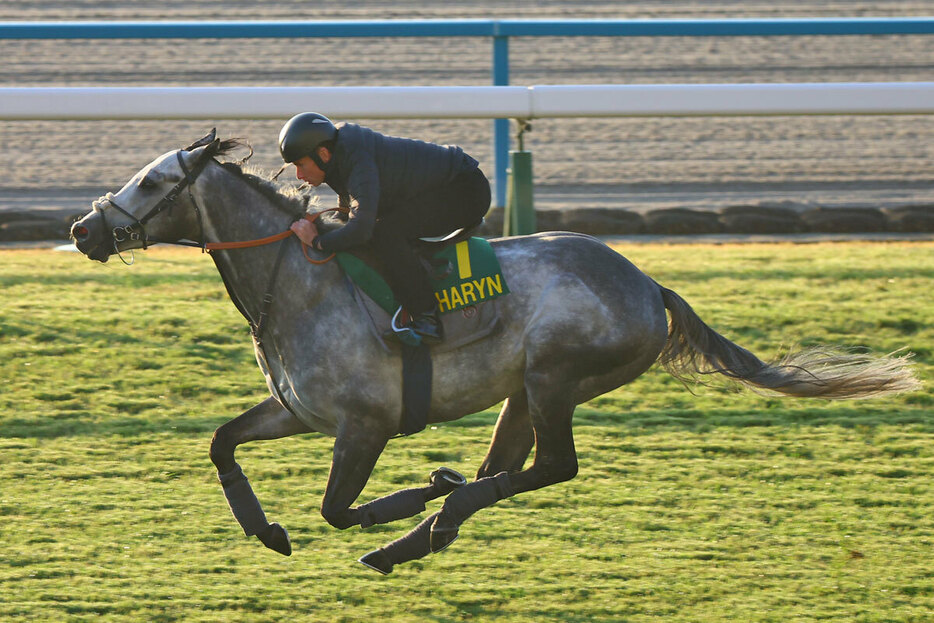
[0,267,222,290]
[572,405,934,434]
[1,415,232,439]
[7,402,934,441]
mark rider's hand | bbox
[290,218,319,247]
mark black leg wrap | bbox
[218,464,269,537]
[439,471,513,525]
[358,512,440,575]
[356,468,467,531]
[356,488,428,529]
[430,471,513,552]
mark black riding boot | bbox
[408,307,443,343]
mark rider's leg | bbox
[403,166,491,235]
[369,219,439,314]
[370,167,492,340]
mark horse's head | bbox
[71,130,221,262]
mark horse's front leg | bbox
[210,396,311,556]
[318,414,394,531]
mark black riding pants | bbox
[370,167,491,315]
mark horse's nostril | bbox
[72,224,89,241]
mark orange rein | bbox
[204,208,346,265]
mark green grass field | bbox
[1,241,932,622]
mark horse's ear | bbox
[185,139,222,168]
[183,128,217,151]
[205,138,222,157]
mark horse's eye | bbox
[138,177,156,190]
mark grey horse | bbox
[71,134,919,574]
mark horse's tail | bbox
[657,286,920,399]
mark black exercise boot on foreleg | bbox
[218,464,292,556]
[210,397,313,557]
[357,470,513,574]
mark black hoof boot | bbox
[429,513,460,553]
[428,466,467,498]
[362,511,439,573]
[410,310,444,344]
[358,548,394,575]
[257,522,292,556]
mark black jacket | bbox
[316,123,478,251]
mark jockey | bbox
[280,112,491,343]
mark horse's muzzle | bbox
[71,211,111,262]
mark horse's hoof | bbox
[430,466,467,496]
[430,527,459,553]
[358,548,393,575]
[258,522,292,556]
[429,514,460,553]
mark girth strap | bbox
[399,342,432,436]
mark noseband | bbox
[98,150,210,258]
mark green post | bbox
[503,119,536,236]
[506,150,536,236]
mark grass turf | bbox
[1,241,932,622]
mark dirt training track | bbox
[1,1,933,238]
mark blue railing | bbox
[4,18,934,39]
[3,18,933,206]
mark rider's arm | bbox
[313,153,379,253]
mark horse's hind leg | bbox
[359,384,575,572]
[354,466,470,574]
[316,414,472,574]
[430,374,578,553]
[476,390,534,479]
[210,396,311,556]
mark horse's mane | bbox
[209,138,344,233]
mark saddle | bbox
[336,220,509,354]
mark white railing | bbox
[3,83,933,120]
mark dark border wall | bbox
[3,204,933,243]
[477,204,934,237]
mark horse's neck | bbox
[197,167,289,245]
[194,167,339,323]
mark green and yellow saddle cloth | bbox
[336,237,510,352]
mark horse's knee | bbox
[209,426,237,472]
[320,503,358,530]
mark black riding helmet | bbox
[278,112,338,171]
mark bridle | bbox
[97,150,210,262]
